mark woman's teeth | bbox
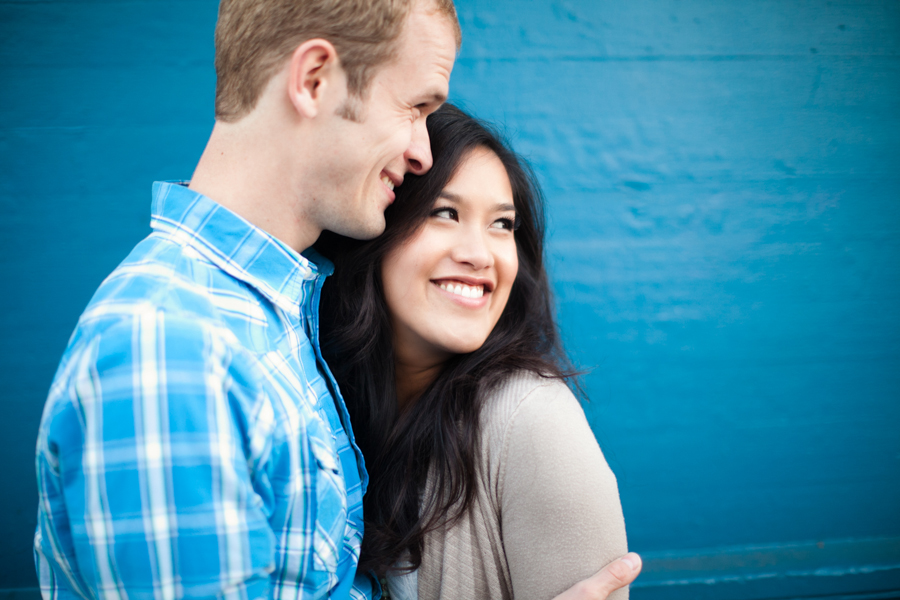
[439,282,484,299]
[381,175,395,191]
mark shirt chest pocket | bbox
[308,436,348,574]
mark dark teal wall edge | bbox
[633,536,900,599]
[0,590,40,600]
[3,539,899,600]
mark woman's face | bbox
[381,147,520,366]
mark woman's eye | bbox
[432,207,458,221]
[491,217,516,231]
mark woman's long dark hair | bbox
[317,104,578,575]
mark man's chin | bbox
[332,217,386,241]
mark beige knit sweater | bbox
[416,372,628,600]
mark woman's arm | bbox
[498,380,630,600]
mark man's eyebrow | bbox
[437,191,516,212]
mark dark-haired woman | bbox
[318,104,631,600]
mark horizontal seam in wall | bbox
[458,54,900,63]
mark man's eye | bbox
[431,207,458,220]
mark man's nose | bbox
[404,118,433,175]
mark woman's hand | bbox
[551,553,642,600]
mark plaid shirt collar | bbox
[150,181,333,317]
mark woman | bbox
[318,104,629,600]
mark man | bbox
[34,0,640,598]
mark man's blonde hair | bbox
[214,0,461,122]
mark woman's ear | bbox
[286,38,345,119]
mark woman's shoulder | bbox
[483,369,580,416]
[480,370,587,450]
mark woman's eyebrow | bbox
[438,191,516,213]
[437,191,462,203]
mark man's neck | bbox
[189,118,321,254]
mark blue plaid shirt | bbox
[35,182,375,600]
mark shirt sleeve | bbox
[35,310,281,600]
[498,381,629,600]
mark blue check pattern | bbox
[35,182,375,600]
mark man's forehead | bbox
[398,2,458,62]
[379,10,456,92]
[417,0,462,50]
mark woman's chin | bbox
[441,335,490,356]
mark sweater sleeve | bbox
[497,380,629,600]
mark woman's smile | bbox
[433,276,494,302]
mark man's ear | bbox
[287,39,343,119]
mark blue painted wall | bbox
[1,1,898,597]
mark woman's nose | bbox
[450,227,494,270]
